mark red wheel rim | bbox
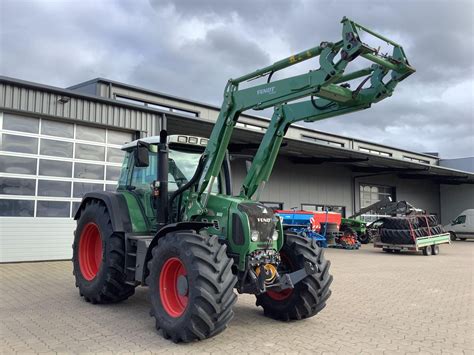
[78,222,103,281]
[159,257,188,317]
[267,252,293,301]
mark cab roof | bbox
[121,134,208,151]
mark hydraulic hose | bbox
[168,154,206,223]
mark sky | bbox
[1,0,473,159]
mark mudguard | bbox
[141,221,213,283]
[74,192,132,233]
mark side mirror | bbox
[134,141,150,167]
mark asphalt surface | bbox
[1,241,473,354]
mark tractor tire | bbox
[72,200,135,304]
[423,246,432,256]
[147,232,237,343]
[255,233,332,321]
[358,233,371,244]
[432,245,440,255]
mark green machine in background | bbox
[72,17,414,343]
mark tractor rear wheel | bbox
[72,200,135,303]
[147,232,237,343]
[256,233,333,321]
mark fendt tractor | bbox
[72,18,414,342]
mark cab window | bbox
[453,215,466,225]
[130,153,157,190]
[127,147,220,193]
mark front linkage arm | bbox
[183,17,414,220]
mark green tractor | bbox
[72,17,414,342]
[340,218,368,243]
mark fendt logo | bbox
[257,217,272,223]
[257,86,276,95]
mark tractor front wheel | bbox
[358,233,371,244]
[256,233,333,321]
[147,232,237,343]
[72,200,135,303]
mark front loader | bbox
[72,17,414,343]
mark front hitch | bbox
[256,261,318,294]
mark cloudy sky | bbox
[1,0,473,158]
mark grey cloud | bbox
[0,0,472,158]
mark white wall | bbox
[0,218,76,262]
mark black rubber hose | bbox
[168,154,206,223]
[267,70,274,83]
[311,95,335,110]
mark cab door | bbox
[128,152,158,228]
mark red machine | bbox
[275,210,342,232]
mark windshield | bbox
[126,147,218,193]
[168,149,200,191]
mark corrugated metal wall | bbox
[0,82,160,136]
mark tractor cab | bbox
[117,134,231,232]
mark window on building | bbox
[0,199,34,217]
[403,156,430,164]
[0,177,36,196]
[301,135,345,148]
[40,139,73,158]
[115,95,200,118]
[359,184,395,210]
[358,147,392,157]
[0,112,134,218]
[236,122,266,132]
[2,113,39,133]
[41,120,74,138]
[0,134,38,154]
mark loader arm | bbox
[240,62,407,199]
[182,17,414,220]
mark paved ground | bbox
[1,241,473,355]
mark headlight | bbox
[251,230,259,242]
[272,230,279,241]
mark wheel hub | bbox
[177,275,188,296]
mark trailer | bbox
[374,233,450,255]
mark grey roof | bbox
[70,77,441,160]
[2,75,473,183]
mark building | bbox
[1,76,473,262]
